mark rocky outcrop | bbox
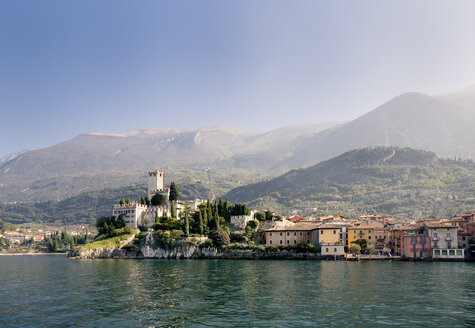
[69,232,327,260]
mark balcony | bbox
[446,236,452,241]
[432,236,439,241]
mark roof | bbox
[349,225,374,230]
[289,216,304,222]
[425,222,456,229]
[266,224,319,232]
[317,224,344,229]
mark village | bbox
[2,169,475,261]
[106,170,475,261]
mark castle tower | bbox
[148,169,164,196]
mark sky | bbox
[1,0,475,157]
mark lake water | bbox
[0,256,474,327]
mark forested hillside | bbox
[226,147,475,218]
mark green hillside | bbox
[225,147,475,218]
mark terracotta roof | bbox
[289,216,304,222]
[266,224,319,232]
[349,225,374,230]
[317,224,343,229]
[425,222,455,228]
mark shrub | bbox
[230,232,245,242]
[212,228,231,247]
[267,245,278,252]
[199,238,214,249]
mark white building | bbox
[113,169,172,228]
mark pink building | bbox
[400,225,431,259]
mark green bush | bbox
[199,238,214,249]
[230,232,245,242]
[212,228,231,247]
[266,245,278,252]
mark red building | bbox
[400,225,431,259]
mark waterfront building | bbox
[425,222,458,250]
[321,243,345,256]
[425,222,463,259]
[347,225,373,248]
[399,225,431,259]
[316,224,346,245]
[265,225,319,246]
[373,228,389,253]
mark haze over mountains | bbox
[1,85,475,203]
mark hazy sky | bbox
[1,0,475,157]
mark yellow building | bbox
[348,225,374,248]
[265,225,319,246]
[317,225,343,245]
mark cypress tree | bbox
[203,209,208,225]
[141,195,145,205]
[199,211,204,235]
[169,182,179,201]
[184,211,189,236]
[171,202,177,218]
[120,198,125,205]
[155,211,160,224]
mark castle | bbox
[112,170,200,228]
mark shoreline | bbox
[0,252,66,256]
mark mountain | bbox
[2,84,475,204]
[0,124,338,202]
[225,147,475,218]
[282,91,475,168]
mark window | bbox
[270,241,272,245]
[280,240,282,245]
[280,233,282,236]
[326,248,329,252]
[294,240,296,244]
[434,232,438,237]
[270,233,272,236]
[287,240,290,245]
[447,232,451,237]
[368,236,371,240]
[287,232,289,236]
[321,230,323,235]
[334,248,337,252]
[300,232,302,236]
[333,230,336,234]
[307,240,310,243]
[294,232,296,236]
[463,237,466,240]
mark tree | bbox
[275,215,283,221]
[141,195,145,205]
[254,211,265,221]
[155,211,160,224]
[115,216,125,229]
[184,211,189,236]
[171,202,177,218]
[382,247,391,255]
[151,193,167,206]
[169,182,179,201]
[198,211,204,235]
[366,244,375,258]
[350,243,361,254]
[120,198,125,205]
[145,195,151,206]
[212,228,230,247]
[125,198,130,205]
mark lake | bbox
[0,256,474,327]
